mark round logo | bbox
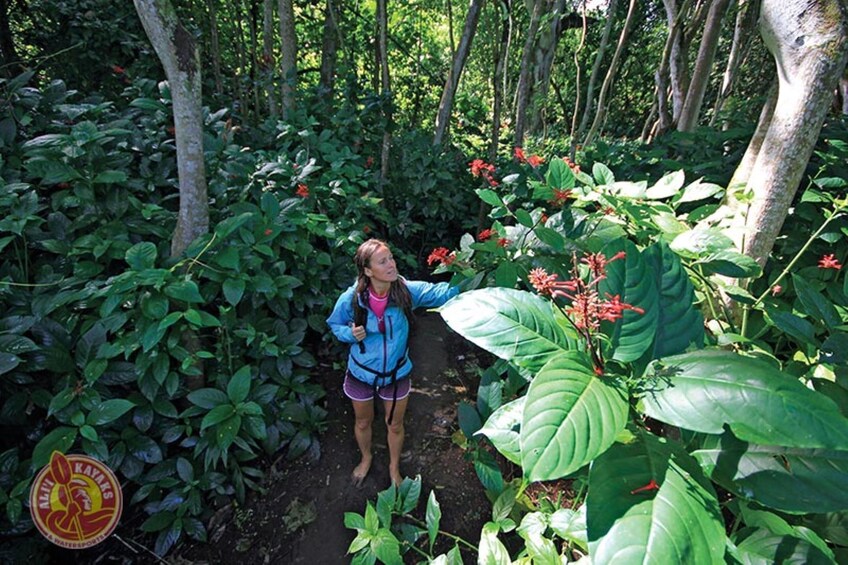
[29,451,123,549]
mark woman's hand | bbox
[350,323,366,341]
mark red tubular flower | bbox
[527,155,544,167]
[497,238,510,248]
[819,254,842,270]
[296,184,309,198]
[427,247,456,266]
[540,213,548,224]
[549,189,573,207]
[514,147,527,163]
[478,228,494,241]
[630,479,659,494]
[582,251,626,279]
[111,65,125,74]
[263,228,273,236]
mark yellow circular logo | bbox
[29,451,123,549]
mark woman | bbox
[326,239,459,487]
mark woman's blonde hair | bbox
[352,239,413,326]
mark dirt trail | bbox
[178,311,489,564]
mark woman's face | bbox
[364,245,397,285]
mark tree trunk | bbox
[582,0,637,146]
[0,0,23,78]
[233,1,249,119]
[278,0,298,117]
[263,0,278,116]
[319,0,340,96]
[245,0,261,120]
[205,0,224,96]
[513,0,544,147]
[736,0,848,267]
[710,0,759,126]
[651,0,691,137]
[569,0,588,159]
[578,0,618,139]
[529,0,568,135]
[677,0,732,132]
[376,0,392,188]
[663,0,691,123]
[133,0,209,259]
[434,0,485,145]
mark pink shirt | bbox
[369,288,389,332]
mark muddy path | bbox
[177,311,490,564]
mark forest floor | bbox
[174,311,491,564]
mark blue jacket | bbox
[326,280,459,387]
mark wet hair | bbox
[352,239,413,326]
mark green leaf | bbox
[546,158,575,191]
[344,512,366,531]
[676,179,724,204]
[84,358,108,383]
[477,396,524,464]
[521,351,629,480]
[550,506,588,550]
[227,366,251,404]
[645,170,685,199]
[793,275,842,329]
[593,163,615,186]
[587,430,725,564]
[364,502,379,532]
[494,261,517,288]
[370,528,401,564]
[164,280,204,303]
[31,427,78,469]
[692,432,848,513]
[643,241,704,358]
[533,226,566,251]
[216,414,241,451]
[347,531,371,554]
[187,388,228,409]
[200,405,235,431]
[732,528,834,564]
[515,208,534,228]
[479,522,511,564]
[86,399,134,425]
[426,491,441,553]
[767,309,819,347]
[141,293,169,320]
[125,242,157,270]
[141,511,175,532]
[599,239,659,362]
[93,170,128,184]
[0,353,20,375]
[398,476,421,514]
[699,249,762,278]
[222,278,246,306]
[439,288,578,375]
[476,189,503,208]
[643,350,848,449]
[670,228,734,258]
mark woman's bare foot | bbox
[351,455,372,488]
[389,467,402,487]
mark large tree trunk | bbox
[263,0,278,116]
[582,0,637,146]
[736,0,848,267]
[278,0,298,117]
[650,0,691,137]
[319,0,340,96]
[133,0,209,259]
[434,0,485,145]
[528,0,568,135]
[677,0,732,132]
[578,0,619,140]
[513,0,544,147]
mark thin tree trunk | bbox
[569,0,588,159]
[737,0,848,267]
[376,0,392,188]
[246,0,261,121]
[447,0,456,59]
[710,0,759,126]
[578,0,618,139]
[663,0,691,123]
[434,0,485,145]
[582,0,637,146]
[677,0,732,132]
[320,0,340,95]
[205,0,224,96]
[234,1,249,119]
[278,0,297,117]
[650,0,691,136]
[513,0,544,147]
[263,0,278,116]
[529,0,568,135]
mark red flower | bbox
[771,284,782,296]
[514,147,527,163]
[296,184,309,198]
[363,225,371,234]
[111,65,125,74]
[582,251,626,280]
[527,155,544,167]
[630,479,659,495]
[818,254,842,270]
[478,229,494,241]
[540,213,548,224]
[469,159,498,187]
[548,189,573,207]
[263,228,273,236]
[497,238,510,248]
[427,247,456,266]
[365,156,374,168]
[562,156,581,174]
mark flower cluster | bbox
[514,147,544,167]
[427,247,456,266]
[819,254,842,270]
[549,189,573,207]
[469,159,498,187]
[478,228,494,241]
[296,184,309,198]
[562,156,581,175]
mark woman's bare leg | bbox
[351,399,374,486]
[383,396,409,486]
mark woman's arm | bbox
[326,289,358,343]
[406,280,460,309]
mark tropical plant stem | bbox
[741,209,844,338]
[403,515,478,551]
[403,541,431,558]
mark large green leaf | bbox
[642,241,704,358]
[643,350,848,449]
[521,351,628,480]
[730,528,834,564]
[793,275,841,329]
[692,432,848,513]
[599,240,659,362]
[587,430,725,564]
[439,288,578,374]
[477,397,524,464]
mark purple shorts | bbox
[343,371,411,402]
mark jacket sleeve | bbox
[407,280,460,309]
[326,288,357,343]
